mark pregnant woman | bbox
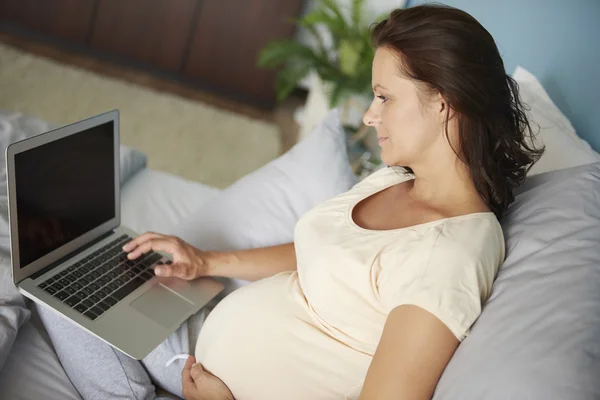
[39,4,542,400]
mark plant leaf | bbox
[301,8,347,37]
[258,0,388,104]
[275,63,311,102]
[296,20,328,59]
[319,0,349,31]
[257,40,315,68]
[338,39,362,77]
[326,79,347,108]
[351,0,365,27]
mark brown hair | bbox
[371,4,543,217]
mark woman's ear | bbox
[438,96,455,123]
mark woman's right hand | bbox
[122,232,214,280]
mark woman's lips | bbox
[378,137,388,145]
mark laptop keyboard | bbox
[37,234,163,321]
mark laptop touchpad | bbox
[130,284,194,328]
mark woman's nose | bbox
[363,104,381,127]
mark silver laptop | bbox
[5,110,224,360]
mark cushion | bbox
[513,67,600,175]
[0,256,30,373]
[118,145,148,186]
[121,169,221,236]
[434,161,600,399]
[172,109,357,293]
[0,320,82,400]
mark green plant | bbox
[257,0,386,107]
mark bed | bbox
[2,1,600,399]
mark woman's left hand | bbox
[182,356,234,400]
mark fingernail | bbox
[192,363,199,368]
[122,243,131,251]
[154,267,163,275]
[127,253,135,259]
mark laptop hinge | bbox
[29,230,115,281]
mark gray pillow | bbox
[0,257,30,373]
[435,162,600,399]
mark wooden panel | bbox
[0,0,95,43]
[184,0,304,104]
[90,0,197,72]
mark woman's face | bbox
[363,47,444,167]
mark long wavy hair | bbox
[371,4,544,217]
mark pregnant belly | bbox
[194,272,369,400]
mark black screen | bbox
[15,121,115,268]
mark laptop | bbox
[5,110,224,360]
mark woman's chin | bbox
[380,153,408,169]
[379,153,391,166]
[379,150,397,167]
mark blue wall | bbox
[406,0,600,151]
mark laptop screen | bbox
[14,121,116,268]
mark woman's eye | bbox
[377,95,388,103]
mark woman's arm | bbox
[124,232,296,282]
[358,305,459,400]
[206,243,297,282]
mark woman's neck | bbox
[407,158,489,215]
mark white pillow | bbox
[171,109,357,291]
[512,66,600,175]
[121,169,221,236]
